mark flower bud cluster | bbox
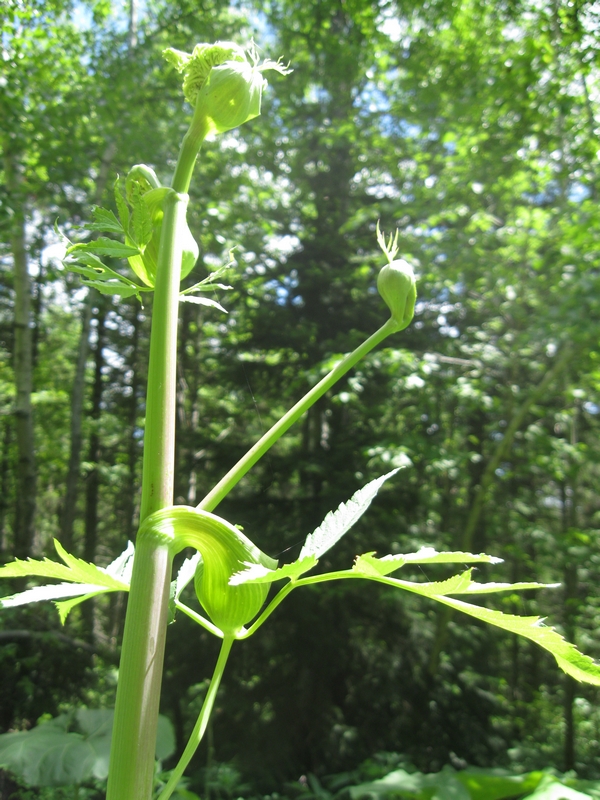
[164,41,291,136]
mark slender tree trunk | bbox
[84,305,106,565]
[82,305,106,639]
[0,421,13,556]
[129,0,138,49]
[5,147,36,559]
[428,344,574,675]
[562,402,580,772]
[60,294,93,550]
[59,140,115,550]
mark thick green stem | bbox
[172,101,210,193]
[139,191,189,521]
[107,192,188,800]
[198,318,398,512]
[157,636,234,800]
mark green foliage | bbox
[0,540,132,622]
[349,763,600,800]
[0,708,174,788]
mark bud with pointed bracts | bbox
[163,41,291,136]
[376,223,417,332]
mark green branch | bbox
[156,636,235,800]
[198,318,399,512]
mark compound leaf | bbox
[299,469,400,561]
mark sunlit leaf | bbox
[230,556,317,585]
[68,238,140,258]
[299,469,400,560]
[83,206,124,235]
[179,295,227,312]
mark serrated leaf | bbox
[183,283,232,293]
[173,552,202,602]
[66,251,137,283]
[64,255,145,299]
[55,592,106,624]
[462,580,558,594]
[82,280,141,299]
[105,541,135,583]
[1,583,111,609]
[85,207,124,235]
[299,469,401,561]
[68,238,140,258]
[357,548,503,577]
[342,551,600,685]
[114,177,130,230]
[405,582,600,685]
[179,295,227,312]
[130,183,154,248]
[230,556,318,586]
[0,540,130,614]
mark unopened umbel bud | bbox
[163,41,291,136]
[377,259,417,332]
[375,223,417,332]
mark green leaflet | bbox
[230,556,317,586]
[84,206,124,235]
[0,540,133,621]
[298,468,401,560]
[61,243,148,301]
[357,547,504,574]
[68,238,140,258]
[179,295,227,312]
[347,556,600,686]
[231,470,400,587]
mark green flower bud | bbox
[195,60,265,135]
[377,259,417,331]
[163,41,291,136]
[125,183,199,287]
[375,222,417,332]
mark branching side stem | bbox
[156,636,234,800]
[198,318,399,512]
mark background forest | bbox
[2,0,600,795]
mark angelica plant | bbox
[2,39,600,800]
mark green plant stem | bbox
[198,317,398,512]
[107,191,188,800]
[237,582,295,638]
[156,636,235,800]
[172,100,210,194]
[175,599,224,638]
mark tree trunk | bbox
[60,294,93,550]
[82,305,106,638]
[5,147,36,559]
[0,421,12,557]
[428,344,574,676]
